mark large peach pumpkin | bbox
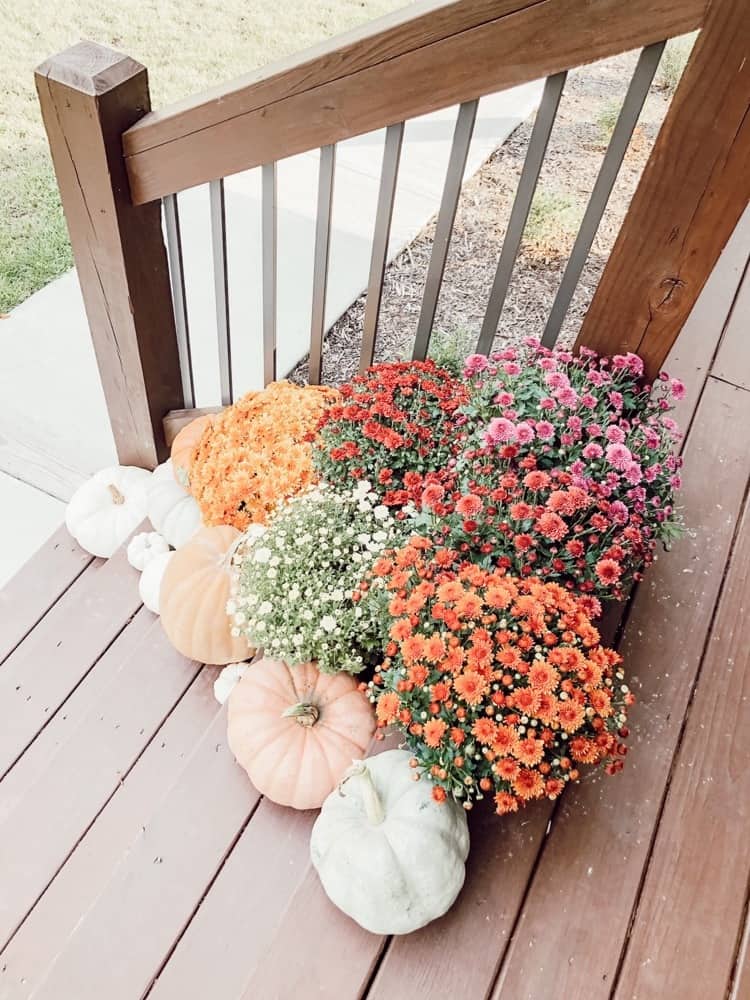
[160,525,251,665]
[227,658,376,810]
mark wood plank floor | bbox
[1,211,749,1000]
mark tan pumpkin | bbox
[160,525,251,665]
[227,657,376,810]
[170,414,215,488]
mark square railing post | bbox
[36,41,183,468]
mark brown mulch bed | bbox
[292,50,676,386]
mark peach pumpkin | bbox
[160,525,251,665]
[170,414,215,488]
[227,657,376,810]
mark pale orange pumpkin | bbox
[170,414,215,488]
[227,657,376,810]
[160,525,251,665]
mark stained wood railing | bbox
[36,0,750,467]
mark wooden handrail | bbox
[123,0,708,205]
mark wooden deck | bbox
[1,211,749,1000]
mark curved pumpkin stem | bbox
[282,702,320,727]
[107,483,125,505]
[340,760,385,825]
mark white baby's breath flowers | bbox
[229,482,411,674]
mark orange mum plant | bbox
[363,537,632,815]
[189,381,340,531]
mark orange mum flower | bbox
[453,670,489,705]
[423,718,448,748]
[455,593,483,620]
[528,660,560,692]
[389,618,412,642]
[400,635,426,664]
[492,725,518,757]
[513,768,545,800]
[376,692,400,724]
[495,757,519,781]
[557,700,586,733]
[472,718,498,745]
[512,736,545,767]
[494,792,519,815]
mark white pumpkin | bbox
[139,551,173,614]
[147,461,202,548]
[310,749,470,934]
[127,530,170,571]
[66,466,151,558]
[213,661,250,704]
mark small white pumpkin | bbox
[139,551,173,614]
[66,466,151,558]
[213,661,250,704]
[310,749,470,934]
[147,461,202,549]
[127,530,170,571]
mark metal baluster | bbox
[476,73,567,356]
[163,193,195,408]
[360,122,405,372]
[541,41,666,347]
[412,100,478,360]
[309,146,336,385]
[262,162,278,386]
[209,179,232,404]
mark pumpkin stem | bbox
[107,483,126,505]
[340,760,385,826]
[282,702,320,727]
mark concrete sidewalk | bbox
[0,84,541,586]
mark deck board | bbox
[614,499,750,998]
[29,712,257,1000]
[0,669,218,1000]
[0,525,96,665]
[0,545,142,778]
[0,614,200,950]
[148,802,316,1000]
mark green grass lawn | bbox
[1,0,405,313]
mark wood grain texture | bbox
[0,544,142,779]
[490,377,750,1000]
[0,609,154,827]
[0,616,200,950]
[123,0,707,204]
[0,527,94,665]
[613,497,750,999]
[30,711,257,1000]
[712,253,750,391]
[576,0,750,380]
[149,801,316,999]
[36,42,183,466]
[663,205,750,430]
[0,669,218,1000]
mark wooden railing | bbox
[36,0,750,468]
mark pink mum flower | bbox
[605,425,626,444]
[535,420,555,440]
[670,378,686,400]
[515,421,535,445]
[464,354,489,376]
[605,443,633,470]
[484,417,516,444]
